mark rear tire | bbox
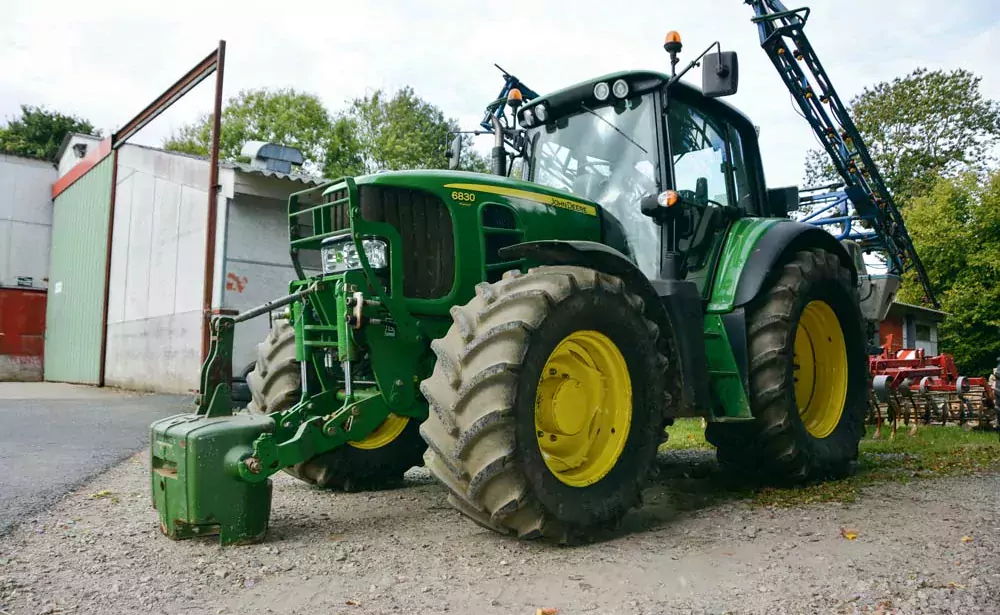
[420,266,675,541]
[706,248,867,483]
[247,320,426,491]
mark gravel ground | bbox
[0,449,997,615]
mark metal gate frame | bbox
[49,42,226,386]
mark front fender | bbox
[707,219,857,314]
[499,240,711,416]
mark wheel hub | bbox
[348,413,409,450]
[534,330,631,487]
[793,300,848,439]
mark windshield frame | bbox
[523,92,667,278]
[524,92,666,191]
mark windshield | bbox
[527,94,661,277]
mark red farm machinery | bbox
[868,335,999,438]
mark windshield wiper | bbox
[579,104,648,154]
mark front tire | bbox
[247,321,426,491]
[707,248,867,483]
[420,266,673,541]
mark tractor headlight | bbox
[593,81,610,101]
[320,237,388,274]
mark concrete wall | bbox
[103,145,210,393]
[222,192,319,373]
[0,154,56,290]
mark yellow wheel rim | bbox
[794,300,848,439]
[534,330,631,487]
[348,413,409,450]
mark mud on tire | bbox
[419,266,676,541]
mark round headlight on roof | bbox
[534,103,548,123]
[612,79,629,98]
[519,108,534,128]
[593,81,610,101]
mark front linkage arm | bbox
[196,283,321,418]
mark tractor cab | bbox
[510,56,774,293]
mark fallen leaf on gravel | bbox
[346,599,361,606]
[961,536,973,543]
[840,528,859,540]
[536,609,559,615]
[88,490,119,502]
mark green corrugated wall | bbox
[43,155,113,384]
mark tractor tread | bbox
[708,248,867,485]
[420,265,674,542]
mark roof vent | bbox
[240,141,305,174]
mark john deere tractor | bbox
[151,22,869,544]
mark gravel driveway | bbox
[0,448,997,615]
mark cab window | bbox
[668,101,732,206]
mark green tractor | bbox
[151,32,868,544]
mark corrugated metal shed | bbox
[225,161,326,186]
[43,155,114,384]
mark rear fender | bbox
[707,219,857,314]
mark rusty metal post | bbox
[201,40,227,365]
[98,148,120,387]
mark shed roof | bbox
[885,300,948,323]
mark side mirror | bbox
[766,186,798,218]
[703,51,739,98]
[446,134,462,170]
[695,177,708,205]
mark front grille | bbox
[313,185,455,299]
[358,186,455,299]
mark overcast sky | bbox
[1,0,997,187]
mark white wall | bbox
[103,145,209,393]
[0,155,56,289]
[56,134,102,179]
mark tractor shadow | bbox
[611,448,750,538]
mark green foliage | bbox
[0,105,100,161]
[897,172,1000,375]
[163,88,337,173]
[804,68,1000,202]
[347,87,459,174]
[164,85,486,179]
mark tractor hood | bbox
[322,170,602,218]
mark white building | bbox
[47,139,323,393]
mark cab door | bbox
[664,97,752,296]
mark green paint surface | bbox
[44,156,114,384]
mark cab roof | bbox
[519,69,754,132]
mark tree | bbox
[347,87,483,174]
[896,171,1000,375]
[164,88,344,174]
[0,105,100,161]
[804,69,1000,203]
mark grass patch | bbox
[663,418,712,450]
[660,419,1000,508]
